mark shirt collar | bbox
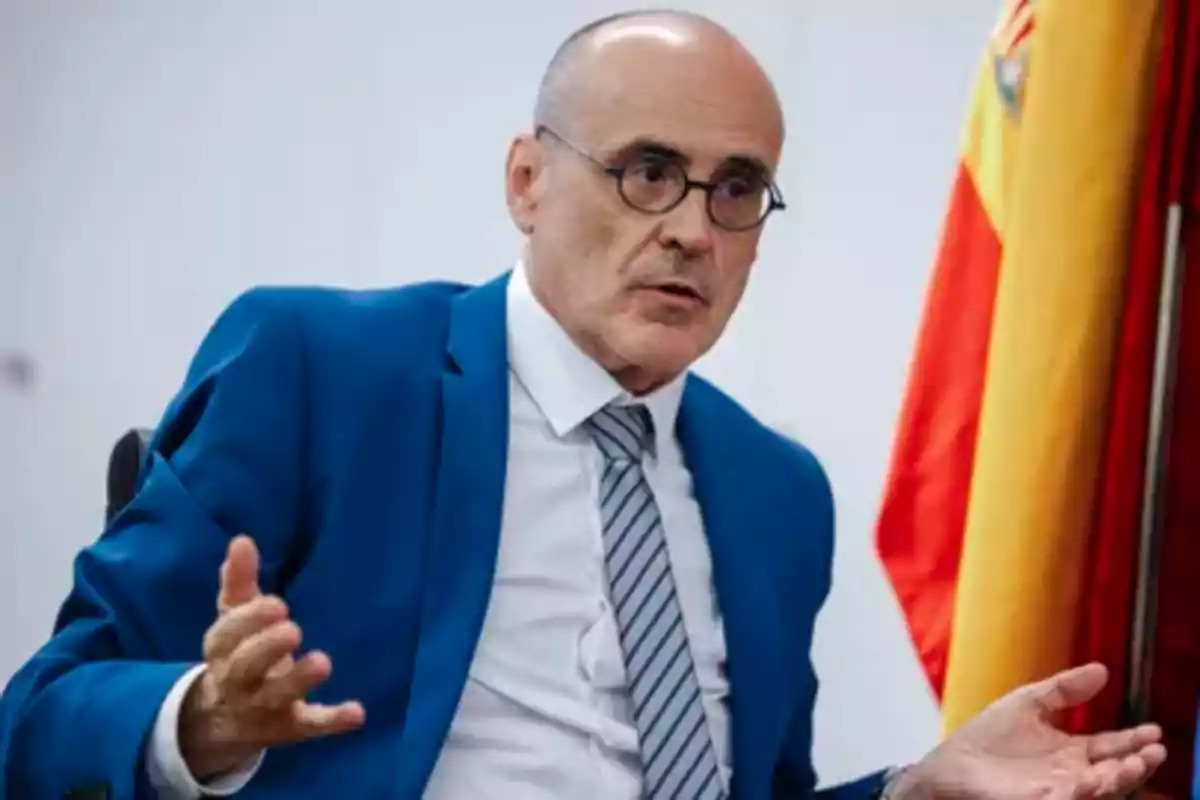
[506,262,685,455]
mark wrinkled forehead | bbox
[569,34,784,175]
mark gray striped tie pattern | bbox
[584,404,724,799]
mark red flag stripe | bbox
[875,161,1001,698]
[1069,1,1200,793]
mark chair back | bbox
[106,427,152,522]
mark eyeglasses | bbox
[536,126,785,232]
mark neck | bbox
[522,257,678,397]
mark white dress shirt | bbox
[146,263,732,797]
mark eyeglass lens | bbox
[618,156,772,230]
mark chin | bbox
[615,327,708,388]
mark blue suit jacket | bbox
[0,273,888,799]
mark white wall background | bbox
[0,0,998,787]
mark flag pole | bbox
[1125,202,1188,726]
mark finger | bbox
[218,535,262,613]
[1030,662,1109,713]
[286,699,366,740]
[1130,743,1168,778]
[1102,754,1148,793]
[1088,745,1167,795]
[1069,772,1102,800]
[264,654,297,681]
[1086,723,1163,762]
[203,595,289,660]
[1079,760,1126,798]
[258,650,332,709]
[254,700,365,748]
[224,620,303,689]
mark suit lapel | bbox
[677,379,788,798]
[396,273,512,790]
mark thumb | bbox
[1029,662,1109,714]
[217,534,262,613]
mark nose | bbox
[659,188,715,256]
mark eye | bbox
[718,173,766,200]
[617,156,684,211]
[627,157,675,184]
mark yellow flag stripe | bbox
[941,0,1159,732]
[959,49,1020,239]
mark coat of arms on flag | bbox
[876,0,1200,794]
[990,0,1035,116]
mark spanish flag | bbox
[879,0,1200,789]
[874,0,1159,747]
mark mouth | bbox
[639,281,709,308]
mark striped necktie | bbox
[585,404,724,799]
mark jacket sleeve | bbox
[772,444,892,800]
[0,288,312,799]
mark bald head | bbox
[504,10,786,393]
[533,10,782,139]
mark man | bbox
[0,9,1167,799]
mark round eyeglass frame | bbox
[536,126,786,232]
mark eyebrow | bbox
[716,155,774,181]
[608,137,774,179]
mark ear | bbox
[505,133,544,235]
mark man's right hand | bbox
[178,535,366,781]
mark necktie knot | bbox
[585,404,653,462]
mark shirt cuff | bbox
[880,765,911,798]
[144,663,266,797]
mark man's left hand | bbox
[888,663,1167,799]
